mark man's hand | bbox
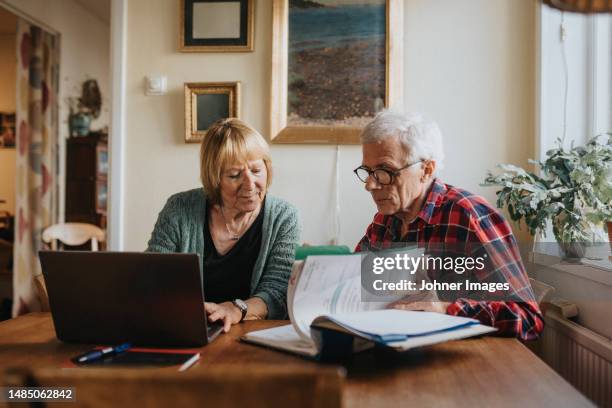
[205,302,242,333]
[388,300,451,314]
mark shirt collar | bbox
[388,178,446,230]
[415,178,447,224]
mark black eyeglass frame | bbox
[353,160,424,185]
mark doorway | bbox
[0,0,112,318]
[0,6,17,320]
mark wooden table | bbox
[0,313,593,408]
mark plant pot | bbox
[559,241,586,260]
[69,113,91,137]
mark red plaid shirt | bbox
[355,179,544,341]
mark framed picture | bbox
[184,82,241,143]
[180,0,255,52]
[0,112,16,148]
[270,0,403,144]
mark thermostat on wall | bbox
[145,75,167,95]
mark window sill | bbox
[530,252,612,288]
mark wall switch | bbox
[145,75,167,95]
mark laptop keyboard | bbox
[206,321,224,339]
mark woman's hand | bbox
[205,302,242,333]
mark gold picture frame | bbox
[179,0,255,52]
[270,0,403,144]
[184,82,241,143]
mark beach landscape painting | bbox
[270,0,401,143]
[287,0,386,128]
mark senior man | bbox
[354,111,543,341]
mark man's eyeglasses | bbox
[353,160,424,185]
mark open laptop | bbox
[39,251,223,347]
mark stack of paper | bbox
[243,310,496,357]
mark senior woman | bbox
[147,118,300,332]
[354,110,544,341]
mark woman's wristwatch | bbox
[232,299,248,322]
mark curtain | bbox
[12,19,59,317]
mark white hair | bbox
[360,110,445,173]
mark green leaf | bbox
[481,132,612,242]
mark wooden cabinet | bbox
[65,133,107,229]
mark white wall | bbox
[122,0,536,251]
[2,0,110,221]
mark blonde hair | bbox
[200,118,272,204]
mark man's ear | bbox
[421,160,436,181]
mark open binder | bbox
[241,254,496,360]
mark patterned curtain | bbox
[12,20,59,317]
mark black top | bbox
[202,201,264,304]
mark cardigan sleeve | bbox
[252,204,301,319]
[146,194,183,253]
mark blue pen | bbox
[76,342,131,363]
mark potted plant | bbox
[66,79,102,137]
[483,134,611,259]
[67,97,92,137]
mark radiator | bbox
[532,310,612,407]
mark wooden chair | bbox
[41,223,105,251]
[35,223,106,312]
[3,365,345,408]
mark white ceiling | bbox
[73,0,110,25]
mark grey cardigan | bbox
[146,188,301,319]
